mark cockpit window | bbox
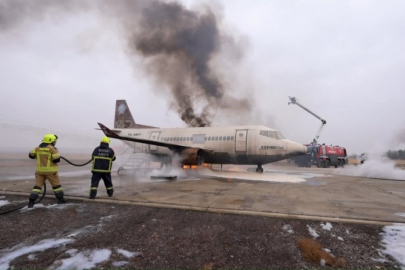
[276,131,285,139]
[260,130,278,139]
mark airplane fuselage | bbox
[117,125,306,165]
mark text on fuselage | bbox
[128,133,141,137]
[261,146,284,150]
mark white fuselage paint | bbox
[117,125,306,165]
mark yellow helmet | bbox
[101,136,110,144]
[43,134,58,144]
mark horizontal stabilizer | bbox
[94,128,121,133]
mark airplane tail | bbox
[114,100,157,129]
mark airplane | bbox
[98,100,306,173]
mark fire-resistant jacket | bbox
[29,143,60,173]
[91,143,116,173]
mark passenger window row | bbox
[160,136,235,142]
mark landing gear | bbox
[196,150,204,166]
[256,165,264,173]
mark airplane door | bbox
[235,129,247,152]
[149,131,161,151]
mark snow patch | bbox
[381,223,405,267]
[66,249,79,256]
[53,249,111,270]
[112,261,129,267]
[20,203,75,212]
[116,248,141,258]
[307,225,319,238]
[0,238,74,270]
[27,254,36,261]
[337,237,344,241]
[372,257,389,263]
[282,224,294,234]
[320,259,326,266]
[0,200,10,207]
[67,226,95,238]
[101,215,117,221]
[320,222,333,231]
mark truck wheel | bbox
[335,160,339,168]
[318,160,324,168]
[325,160,330,168]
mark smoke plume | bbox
[117,0,252,127]
[1,0,254,127]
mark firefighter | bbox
[89,136,116,199]
[28,134,67,208]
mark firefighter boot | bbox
[28,193,38,208]
[56,192,67,204]
[107,189,114,197]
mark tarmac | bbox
[1,154,405,225]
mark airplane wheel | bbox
[256,167,263,173]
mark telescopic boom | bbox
[288,96,327,143]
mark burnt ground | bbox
[0,194,401,269]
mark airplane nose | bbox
[287,142,307,157]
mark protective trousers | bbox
[29,172,66,205]
[89,173,114,198]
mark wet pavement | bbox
[1,154,405,224]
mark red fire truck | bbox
[288,97,347,168]
[313,144,347,168]
[292,144,348,168]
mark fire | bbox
[182,165,198,170]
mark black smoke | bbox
[0,0,253,127]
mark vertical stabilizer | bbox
[114,100,136,128]
[114,100,158,129]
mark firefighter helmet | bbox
[43,134,58,144]
[101,136,110,144]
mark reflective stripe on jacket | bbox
[92,143,115,173]
[29,144,60,173]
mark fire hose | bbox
[0,157,92,215]
[60,156,92,166]
[0,184,47,215]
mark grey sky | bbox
[0,0,404,154]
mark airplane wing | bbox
[97,123,213,152]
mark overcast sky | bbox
[0,0,404,154]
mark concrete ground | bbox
[1,154,405,224]
[1,154,405,268]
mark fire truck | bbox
[293,143,348,168]
[288,96,348,168]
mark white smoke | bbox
[335,129,405,181]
